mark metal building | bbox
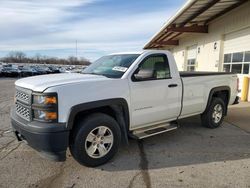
[144,0,250,92]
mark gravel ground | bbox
[0,78,250,188]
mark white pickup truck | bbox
[11,50,239,167]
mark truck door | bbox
[129,53,182,129]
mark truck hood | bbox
[15,73,109,92]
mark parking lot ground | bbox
[0,78,250,188]
[225,102,250,133]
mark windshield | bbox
[22,67,30,70]
[82,54,140,78]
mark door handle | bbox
[168,84,178,88]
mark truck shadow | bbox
[98,115,250,171]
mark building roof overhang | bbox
[144,0,248,49]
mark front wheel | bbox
[201,97,226,128]
[69,113,121,167]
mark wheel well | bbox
[211,90,230,115]
[204,87,230,115]
[212,90,229,106]
[69,105,129,145]
[69,106,117,144]
[73,106,117,127]
[67,99,130,131]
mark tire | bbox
[69,113,121,167]
[201,97,226,128]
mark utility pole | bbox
[75,40,78,59]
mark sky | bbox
[0,0,186,61]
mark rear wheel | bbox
[69,113,121,167]
[201,97,226,128]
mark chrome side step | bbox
[132,122,178,139]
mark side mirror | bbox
[134,69,154,81]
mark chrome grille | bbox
[16,103,30,121]
[15,87,32,121]
[16,90,30,105]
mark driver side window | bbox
[133,54,171,81]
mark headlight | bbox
[32,93,58,122]
[33,110,57,121]
[33,95,57,105]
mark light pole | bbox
[76,40,78,59]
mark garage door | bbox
[186,45,197,71]
[223,27,250,74]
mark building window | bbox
[223,51,250,74]
[243,64,250,74]
[224,54,232,63]
[232,52,243,62]
[231,64,242,73]
[187,59,196,71]
[223,64,230,72]
[244,51,250,62]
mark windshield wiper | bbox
[82,72,108,78]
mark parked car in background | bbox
[71,68,82,73]
[59,67,71,73]
[66,66,74,71]
[0,64,79,77]
[43,66,53,74]
[2,64,12,67]
[48,66,60,74]
[19,66,38,77]
[34,66,48,75]
[2,66,20,77]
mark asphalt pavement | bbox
[0,78,249,188]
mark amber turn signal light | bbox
[45,112,57,120]
[45,96,57,105]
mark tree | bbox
[68,56,77,65]
[7,51,26,63]
[34,53,42,64]
[1,51,91,65]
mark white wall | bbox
[224,27,250,54]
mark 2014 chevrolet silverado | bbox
[11,50,239,167]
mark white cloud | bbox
[0,0,92,20]
[0,0,96,38]
[0,0,175,60]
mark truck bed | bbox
[179,71,237,119]
[180,71,234,77]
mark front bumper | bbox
[11,108,69,161]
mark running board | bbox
[132,122,178,139]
